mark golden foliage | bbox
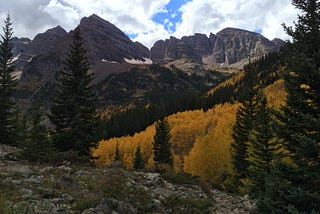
[208,71,245,95]
[263,79,286,108]
[93,126,155,169]
[184,103,240,183]
[94,75,285,185]
[94,109,221,171]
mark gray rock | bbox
[81,198,112,214]
[59,175,79,190]
[107,199,137,214]
[143,172,162,186]
[39,166,54,174]
[153,187,175,197]
[24,175,44,184]
[56,165,73,175]
[0,145,22,161]
[75,170,91,176]
[20,188,34,199]
[8,164,33,176]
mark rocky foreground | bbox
[0,160,255,213]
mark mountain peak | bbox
[87,13,104,21]
[45,25,67,35]
[77,14,149,62]
[80,14,115,28]
[217,27,260,36]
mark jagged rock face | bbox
[150,39,169,62]
[215,28,277,64]
[181,33,212,56]
[11,37,31,57]
[134,41,150,58]
[16,26,67,72]
[151,36,202,63]
[150,27,283,65]
[28,25,67,56]
[78,14,149,62]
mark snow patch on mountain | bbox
[101,59,119,64]
[124,57,153,65]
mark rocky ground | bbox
[0,159,255,214]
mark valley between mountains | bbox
[1,1,320,212]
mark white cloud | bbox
[0,0,299,48]
[41,0,80,29]
[174,0,298,41]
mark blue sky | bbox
[0,0,298,48]
[151,0,191,34]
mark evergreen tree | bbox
[49,27,99,161]
[231,63,260,182]
[259,0,320,212]
[21,101,55,162]
[133,145,144,170]
[247,95,282,199]
[114,142,120,161]
[0,15,18,146]
[153,117,173,171]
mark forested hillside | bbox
[1,0,319,213]
[94,57,287,189]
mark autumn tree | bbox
[259,0,320,212]
[153,117,173,171]
[133,145,144,170]
[49,27,99,161]
[0,15,18,146]
[231,63,260,182]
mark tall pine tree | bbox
[0,15,17,146]
[259,0,320,212]
[247,95,282,199]
[231,63,260,182]
[153,117,173,171]
[49,27,99,161]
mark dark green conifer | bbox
[247,95,282,199]
[153,117,173,171]
[0,15,18,146]
[133,145,144,170]
[49,27,99,161]
[259,0,320,212]
[231,63,260,182]
[21,101,55,162]
[114,142,120,161]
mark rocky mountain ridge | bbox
[13,14,284,79]
[11,14,283,112]
[150,27,284,66]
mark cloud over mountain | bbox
[0,0,298,48]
